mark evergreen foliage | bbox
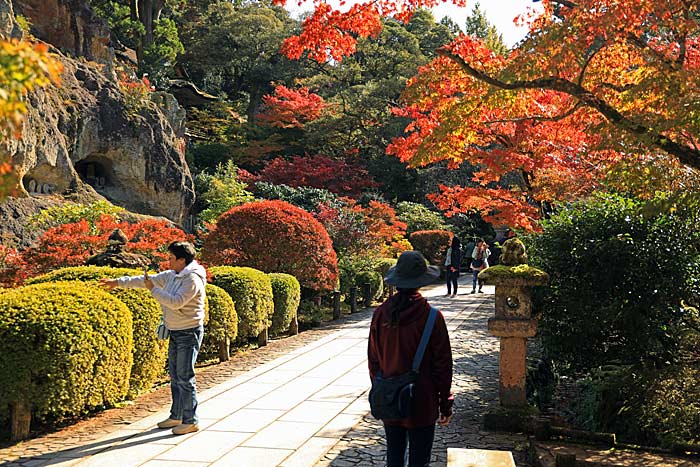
[26,266,167,398]
[268,273,301,336]
[200,284,238,360]
[0,282,132,425]
[209,266,274,340]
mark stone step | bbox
[446,447,516,467]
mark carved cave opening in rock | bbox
[22,164,69,195]
[76,157,114,191]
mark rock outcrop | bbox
[13,0,112,65]
[0,0,195,246]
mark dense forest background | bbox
[90,0,508,237]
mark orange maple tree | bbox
[276,0,700,229]
[257,85,327,128]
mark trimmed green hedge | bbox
[200,284,238,360]
[0,282,132,423]
[268,273,300,336]
[355,270,383,300]
[209,266,273,340]
[27,266,167,398]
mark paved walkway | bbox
[1,280,530,467]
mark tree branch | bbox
[484,101,583,124]
[436,48,700,170]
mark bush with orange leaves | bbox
[201,200,338,291]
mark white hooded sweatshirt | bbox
[117,260,207,331]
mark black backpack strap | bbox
[412,306,438,371]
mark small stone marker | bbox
[447,448,515,467]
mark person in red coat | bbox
[369,250,454,467]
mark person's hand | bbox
[99,278,117,290]
[438,413,452,426]
[144,269,154,291]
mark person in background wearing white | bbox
[100,241,206,435]
[470,238,490,294]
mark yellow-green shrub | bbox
[374,258,397,277]
[209,266,273,340]
[0,282,132,422]
[27,266,166,398]
[268,273,300,336]
[355,270,383,301]
[200,284,238,359]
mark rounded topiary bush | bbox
[27,266,166,398]
[268,273,301,336]
[201,200,338,291]
[200,284,238,361]
[0,282,133,425]
[409,230,453,266]
[209,266,273,340]
[355,270,383,300]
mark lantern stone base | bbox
[483,405,539,433]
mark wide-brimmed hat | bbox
[384,250,440,289]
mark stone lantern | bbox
[85,228,150,268]
[479,238,548,408]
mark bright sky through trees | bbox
[285,0,542,47]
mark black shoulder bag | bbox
[368,306,438,420]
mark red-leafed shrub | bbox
[314,198,410,258]
[409,230,453,266]
[201,200,338,291]
[253,154,379,197]
[22,215,192,277]
[257,85,326,128]
[0,245,28,287]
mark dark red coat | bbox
[368,292,454,428]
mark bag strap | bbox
[412,306,438,371]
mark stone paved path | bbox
[0,279,530,467]
[315,285,531,467]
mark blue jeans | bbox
[472,269,482,290]
[168,325,204,424]
[385,424,435,467]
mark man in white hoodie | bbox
[101,241,206,435]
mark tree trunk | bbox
[140,0,155,48]
[288,314,299,336]
[218,337,230,363]
[257,327,268,347]
[11,400,31,441]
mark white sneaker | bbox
[172,423,199,435]
[157,418,181,429]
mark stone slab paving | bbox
[1,279,528,467]
[314,282,532,467]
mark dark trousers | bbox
[446,270,459,295]
[385,424,436,467]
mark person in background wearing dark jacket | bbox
[369,250,454,467]
[444,236,462,297]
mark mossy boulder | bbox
[0,282,133,424]
[27,266,167,398]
